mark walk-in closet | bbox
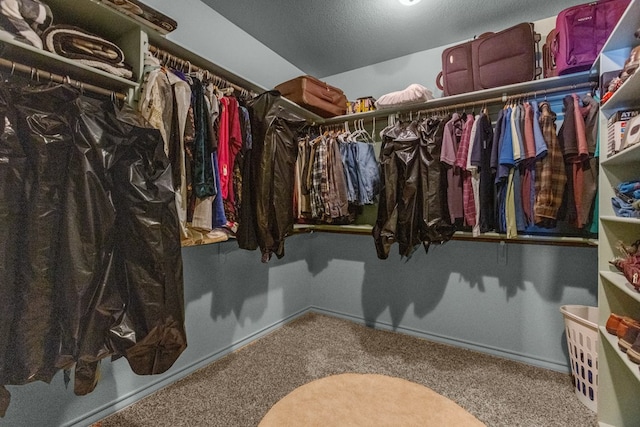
[1,0,639,425]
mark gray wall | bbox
[305,233,597,371]
[141,0,304,89]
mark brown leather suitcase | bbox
[275,75,348,118]
[436,23,541,96]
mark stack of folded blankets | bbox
[612,180,640,218]
[0,0,133,80]
[0,0,52,48]
[42,24,133,79]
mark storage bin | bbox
[560,305,598,412]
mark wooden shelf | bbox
[45,0,150,41]
[601,70,640,112]
[319,71,596,125]
[0,32,138,92]
[600,271,640,303]
[600,326,640,383]
[600,215,640,225]
[293,224,597,247]
[601,142,640,167]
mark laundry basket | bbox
[560,305,598,413]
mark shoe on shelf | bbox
[628,334,640,364]
[607,313,628,335]
[619,322,640,353]
[616,316,640,339]
[202,228,229,244]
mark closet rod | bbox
[0,57,127,101]
[322,80,598,125]
[413,81,598,114]
[148,45,257,98]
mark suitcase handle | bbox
[436,71,444,91]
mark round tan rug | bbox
[259,373,486,426]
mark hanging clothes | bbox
[325,134,350,221]
[469,112,494,234]
[297,131,362,224]
[0,80,186,412]
[510,103,527,232]
[295,134,314,220]
[0,83,76,398]
[218,95,243,225]
[234,104,253,221]
[373,117,455,259]
[352,139,380,206]
[440,113,464,225]
[520,102,537,227]
[190,81,218,234]
[138,53,173,154]
[189,78,216,199]
[466,113,482,236]
[0,84,27,414]
[454,113,476,227]
[578,93,599,229]
[167,67,193,244]
[238,90,306,262]
[490,108,506,233]
[534,101,567,228]
[310,134,330,220]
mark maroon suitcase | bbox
[275,75,348,118]
[436,23,541,96]
[543,28,559,78]
[552,0,630,76]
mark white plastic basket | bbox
[560,305,598,413]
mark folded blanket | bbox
[0,0,52,49]
[374,84,434,109]
[42,24,133,79]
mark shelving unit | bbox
[0,0,148,100]
[597,0,640,424]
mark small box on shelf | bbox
[607,109,640,156]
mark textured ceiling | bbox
[201,0,588,78]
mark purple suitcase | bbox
[436,23,541,96]
[553,0,630,75]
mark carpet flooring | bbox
[98,312,598,427]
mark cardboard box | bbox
[607,109,640,156]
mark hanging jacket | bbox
[535,101,567,228]
[238,90,306,262]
